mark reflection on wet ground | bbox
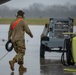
[0,25,76,75]
[40,58,76,75]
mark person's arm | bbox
[8,24,12,40]
[23,22,33,38]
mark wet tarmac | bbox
[0,24,76,75]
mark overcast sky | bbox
[2,0,76,9]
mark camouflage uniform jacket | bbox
[8,18,33,42]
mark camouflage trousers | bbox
[12,40,26,65]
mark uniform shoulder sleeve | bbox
[22,20,33,38]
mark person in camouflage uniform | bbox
[8,10,33,71]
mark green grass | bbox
[0,18,49,25]
[0,18,14,24]
[25,18,49,25]
[0,18,76,25]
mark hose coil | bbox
[5,39,13,52]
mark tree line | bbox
[0,3,76,18]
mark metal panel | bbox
[42,38,64,48]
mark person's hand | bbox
[31,35,33,38]
[30,34,33,38]
[41,34,44,38]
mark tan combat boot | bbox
[19,65,27,72]
[11,72,14,75]
[9,59,16,71]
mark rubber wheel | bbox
[40,44,45,58]
[40,37,49,58]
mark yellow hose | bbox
[64,68,76,72]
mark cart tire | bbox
[40,37,49,58]
[40,44,45,58]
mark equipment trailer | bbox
[40,18,73,58]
